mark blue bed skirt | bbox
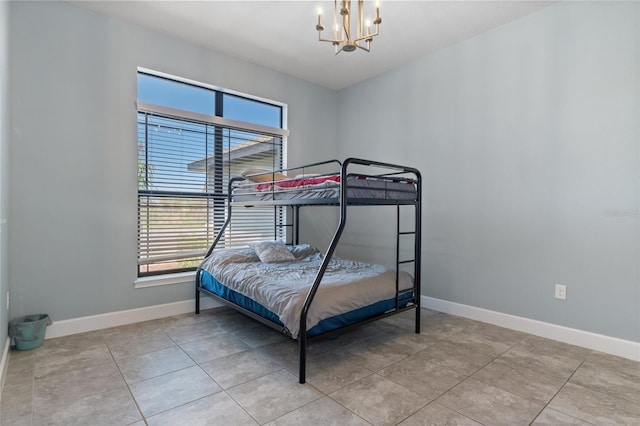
[199,269,413,337]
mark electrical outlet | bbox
[555,284,567,300]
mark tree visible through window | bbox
[137,71,286,276]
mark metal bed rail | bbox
[298,158,421,383]
[195,157,422,384]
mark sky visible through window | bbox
[137,73,285,275]
[137,73,283,193]
[137,73,281,127]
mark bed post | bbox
[195,269,201,315]
[195,176,244,315]
[414,169,422,334]
[298,331,307,383]
[298,160,350,384]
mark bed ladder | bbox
[395,202,421,335]
[298,158,422,384]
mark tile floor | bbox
[1,307,639,425]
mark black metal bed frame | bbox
[195,158,422,383]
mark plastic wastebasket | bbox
[9,314,52,350]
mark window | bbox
[137,71,287,277]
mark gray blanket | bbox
[200,246,413,338]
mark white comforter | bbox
[200,247,413,338]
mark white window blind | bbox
[137,109,286,276]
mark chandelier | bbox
[316,0,382,54]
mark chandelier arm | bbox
[318,37,342,44]
[316,0,380,53]
[351,32,378,43]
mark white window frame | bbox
[135,69,288,287]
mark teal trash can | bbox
[9,314,52,350]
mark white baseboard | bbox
[40,294,640,363]
[422,296,640,362]
[0,336,10,401]
[45,298,221,339]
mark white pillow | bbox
[250,240,296,263]
[288,244,319,259]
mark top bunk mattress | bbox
[232,174,417,203]
[199,245,414,338]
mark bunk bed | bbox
[195,158,421,383]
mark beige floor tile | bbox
[257,340,300,369]
[359,321,412,339]
[531,408,594,425]
[585,351,640,379]
[32,383,141,426]
[129,365,221,417]
[471,361,566,404]
[179,333,252,364]
[474,323,527,344]
[0,379,33,422]
[4,353,34,386]
[449,316,489,333]
[31,333,110,380]
[379,308,437,331]
[416,341,495,376]
[379,330,439,355]
[419,313,467,340]
[310,325,381,350]
[164,318,231,345]
[265,397,370,426]
[336,338,412,371]
[101,317,168,341]
[4,350,35,384]
[36,331,105,355]
[146,392,258,426]
[398,402,482,426]
[437,378,544,426]
[378,355,466,400]
[299,330,375,359]
[445,329,517,357]
[200,349,283,389]
[548,382,640,425]
[301,334,350,356]
[330,374,428,426]
[33,360,125,412]
[116,346,195,383]
[33,343,113,379]
[2,310,638,426]
[518,335,592,360]
[232,322,287,348]
[1,414,32,426]
[106,329,176,360]
[495,345,582,379]
[227,370,322,424]
[290,352,373,393]
[168,309,236,325]
[165,308,231,326]
[6,348,35,362]
[570,359,640,404]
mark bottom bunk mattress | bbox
[198,244,414,338]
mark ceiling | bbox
[70,0,554,91]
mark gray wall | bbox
[0,0,9,348]
[8,1,338,321]
[7,1,639,344]
[337,1,639,342]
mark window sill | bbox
[134,271,196,289]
